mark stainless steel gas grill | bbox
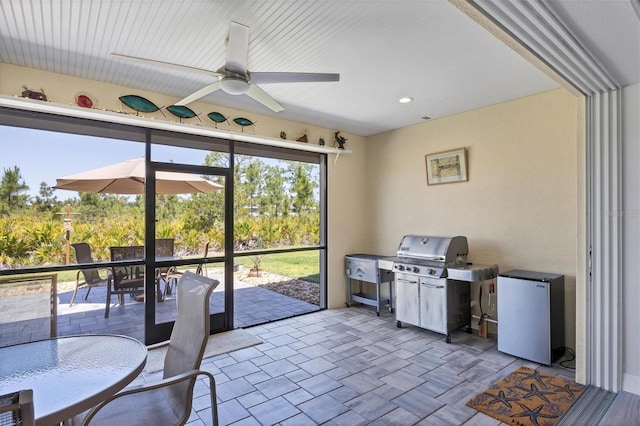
[378,235,498,343]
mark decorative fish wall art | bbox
[118,95,165,117]
[166,105,201,122]
[115,95,261,135]
[207,112,229,128]
[233,117,256,133]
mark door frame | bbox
[144,153,234,344]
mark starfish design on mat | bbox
[512,402,558,426]
[548,381,581,398]
[515,383,556,403]
[483,389,520,409]
[513,368,547,387]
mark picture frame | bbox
[425,147,468,185]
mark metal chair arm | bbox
[81,369,217,426]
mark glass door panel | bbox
[231,150,323,327]
[232,250,321,327]
[148,163,227,343]
[0,125,150,341]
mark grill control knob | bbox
[412,266,420,273]
[428,268,436,275]
[395,265,405,271]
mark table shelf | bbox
[345,254,394,316]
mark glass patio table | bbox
[0,334,147,425]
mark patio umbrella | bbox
[54,157,223,194]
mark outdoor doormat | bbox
[466,366,585,426]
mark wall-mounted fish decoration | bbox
[233,117,256,133]
[166,105,201,122]
[119,95,165,117]
[207,112,229,128]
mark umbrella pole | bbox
[63,204,72,265]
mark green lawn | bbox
[234,251,320,283]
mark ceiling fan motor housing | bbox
[220,75,250,95]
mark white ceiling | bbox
[0,1,637,137]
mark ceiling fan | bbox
[111,21,340,112]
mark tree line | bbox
[0,153,320,268]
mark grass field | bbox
[234,251,320,283]
[2,250,321,285]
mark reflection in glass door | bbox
[146,161,229,344]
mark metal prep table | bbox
[345,254,394,316]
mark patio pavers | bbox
[1,274,320,345]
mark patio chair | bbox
[105,246,146,318]
[155,238,175,257]
[155,238,175,291]
[164,242,209,297]
[0,389,35,426]
[81,272,220,426]
[70,242,109,306]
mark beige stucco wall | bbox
[0,62,369,310]
[365,89,580,350]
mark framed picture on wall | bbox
[425,147,468,185]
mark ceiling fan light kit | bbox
[220,75,250,95]
[112,21,339,113]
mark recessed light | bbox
[398,97,414,104]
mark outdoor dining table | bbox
[0,334,147,425]
[142,255,183,302]
[141,255,183,302]
[109,249,181,303]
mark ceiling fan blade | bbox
[111,53,221,77]
[245,84,284,112]
[251,72,340,84]
[225,21,250,75]
[175,81,222,105]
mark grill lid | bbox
[396,235,468,266]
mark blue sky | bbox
[0,125,213,198]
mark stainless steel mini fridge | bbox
[497,270,564,365]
